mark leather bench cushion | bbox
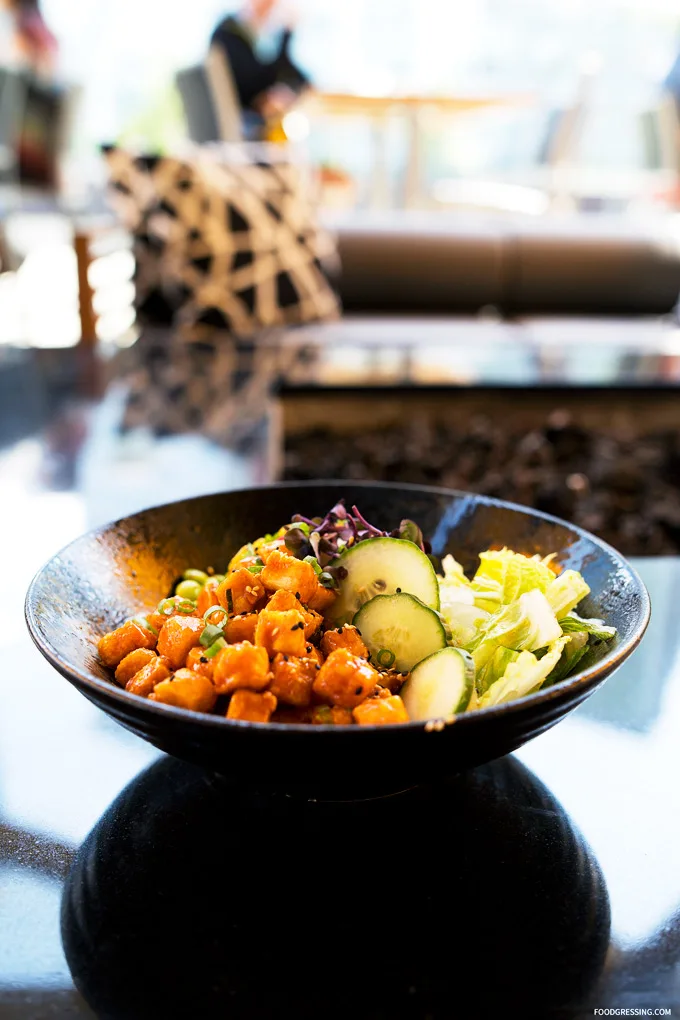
[333,214,505,313]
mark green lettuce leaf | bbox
[560,612,616,641]
[441,602,492,649]
[546,632,589,684]
[472,548,556,612]
[470,589,563,674]
[479,637,569,709]
[545,570,591,620]
[476,646,521,693]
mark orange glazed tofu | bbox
[254,609,308,658]
[185,646,216,680]
[212,641,270,695]
[126,656,171,697]
[147,598,198,634]
[312,648,380,708]
[217,568,265,616]
[269,654,318,707]
[115,647,157,686]
[157,615,205,671]
[225,613,258,644]
[196,577,221,617]
[353,696,410,726]
[307,584,337,614]
[150,669,217,713]
[227,690,278,723]
[98,619,157,669]
[260,550,317,604]
[321,625,368,660]
[266,589,322,639]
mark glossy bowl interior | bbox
[26,482,650,797]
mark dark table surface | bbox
[2,348,680,1018]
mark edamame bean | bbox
[183,569,209,585]
[175,579,203,601]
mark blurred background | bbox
[4,0,680,558]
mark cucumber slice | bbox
[401,647,475,721]
[353,593,447,673]
[328,537,440,626]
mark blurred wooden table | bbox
[308,91,533,208]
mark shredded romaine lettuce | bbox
[470,590,563,673]
[546,632,590,684]
[545,569,591,620]
[441,602,491,649]
[472,548,556,612]
[479,637,569,708]
[560,612,616,640]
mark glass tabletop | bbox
[2,363,679,1016]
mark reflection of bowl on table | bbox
[61,754,611,1019]
[26,482,649,799]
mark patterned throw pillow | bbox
[102,145,341,335]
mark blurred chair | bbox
[433,70,598,215]
[176,47,242,145]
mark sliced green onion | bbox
[203,605,228,626]
[247,564,264,575]
[304,555,322,575]
[157,597,177,616]
[319,572,336,590]
[294,522,311,535]
[377,648,396,668]
[200,624,225,648]
[204,636,227,659]
[183,569,209,585]
[131,614,158,637]
[175,599,196,614]
[213,574,225,584]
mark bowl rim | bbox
[25,479,651,734]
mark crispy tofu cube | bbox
[308,584,338,614]
[98,619,157,669]
[157,615,205,671]
[212,641,271,695]
[254,609,308,658]
[269,653,318,707]
[227,690,277,723]
[307,645,324,667]
[266,589,322,639]
[150,669,217,713]
[312,648,379,708]
[311,705,354,726]
[353,695,410,726]
[196,577,221,617]
[259,550,317,604]
[185,645,216,680]
[126,655,172,697]
[321,625,369,660]
[115,647,157,686]
[225,613,258,644]
[217,567,265,616]
[147,598,199,634]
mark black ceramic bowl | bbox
[26,482,649,797]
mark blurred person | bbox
[1,0,58,78]
[210,0,310,138]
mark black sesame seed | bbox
[295,592,300,599]
[200,657,208,664]
[355,686,363,696]
[396,588,402,593]
[315,664,321,670]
